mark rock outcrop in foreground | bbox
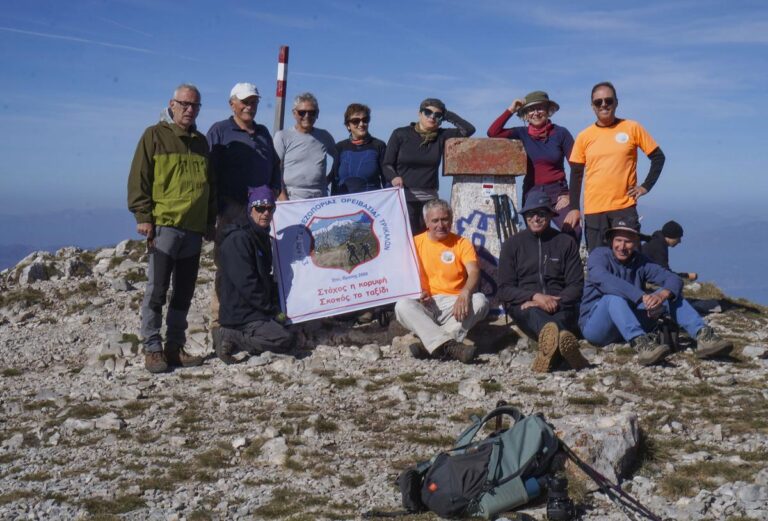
[1,240,767,520]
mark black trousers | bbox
[584,206,639,252]
[406,200,427,235]
[509,305,579,340]
[219,319,293,354]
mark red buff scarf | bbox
[527,121,554,141]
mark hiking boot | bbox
[144,350,169,374]
[695,326,733,358]
[408,340,429,360]
[164,343,204,368]
[437,340,477,364]
[531,322,560,373]
[630,333,670,366]
[558,330,590,370]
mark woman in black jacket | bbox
[383,98,474,234]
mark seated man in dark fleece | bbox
[498,188,589,373]
[213,185,292,363]
[579,217,731,366]
[641,220,697,281]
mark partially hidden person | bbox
[274,92,337,200]
[213,186,293,363]
[565,81,666,251]
[383,98,475,234]
[641,220,697,281]
[497,188,589,373]
[487,90,580,241]
[394,199,489,363]
[127,83,215,374]
[579,217,732,366]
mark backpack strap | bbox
[454,406,524,448]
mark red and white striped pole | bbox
[273,45,289,134]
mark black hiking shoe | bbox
[630,333,670,366]
[695,326,733,358]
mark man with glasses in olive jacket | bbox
[498,188,588,373]
[128,83,216,374]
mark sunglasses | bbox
[296,109,318,118]
[173,99,202,110]
[525,209,551,219]
[348,116,370,126]
[421,108,444,121]
[239,97,260,106]
[592,97,615,108]
[252,205,276,213]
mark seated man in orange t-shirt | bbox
[394,199,489,363]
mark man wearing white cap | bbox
[207,83,281,332]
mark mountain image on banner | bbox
[307,210,379,273]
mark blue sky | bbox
[1,0,767,216]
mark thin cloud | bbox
[293,70,430,91]
[96,16,153,38]
[236,9,321,29]
[0,26,155,54]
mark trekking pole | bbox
[560,442,662,521]
[500,195,514,238]
[490,195,504,244]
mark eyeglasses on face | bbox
[421,108,444,121]
[525,209,551,219]
[348,116,370,126]
[592,97,615,108]
[239,97,260,106]
[296,109,318,118]
[252,205,276,213]
[173,99,202,110]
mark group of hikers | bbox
[127,80,731,374]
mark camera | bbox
[546,475,575,521]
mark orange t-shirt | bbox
[569,119,659,214]
[414,232,477,296]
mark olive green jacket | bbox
[127,121,216,234]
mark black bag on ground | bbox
[397,405,560,519]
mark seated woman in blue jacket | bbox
[579,218,731,366]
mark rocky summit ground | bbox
[1,240,768,521]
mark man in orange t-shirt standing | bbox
[394,199,489,363]
[564,81,665,251]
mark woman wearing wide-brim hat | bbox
[487,90,580,241]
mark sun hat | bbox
[517,91,560,117]
[605,217,641,240]
[520,188,557,215]
[230,82,260,101]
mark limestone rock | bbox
[261,437,288,466]
[555,412,640,484]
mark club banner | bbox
[272,187,422,324]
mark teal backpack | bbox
[397,405,560,519]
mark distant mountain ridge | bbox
[1,207,765,306]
